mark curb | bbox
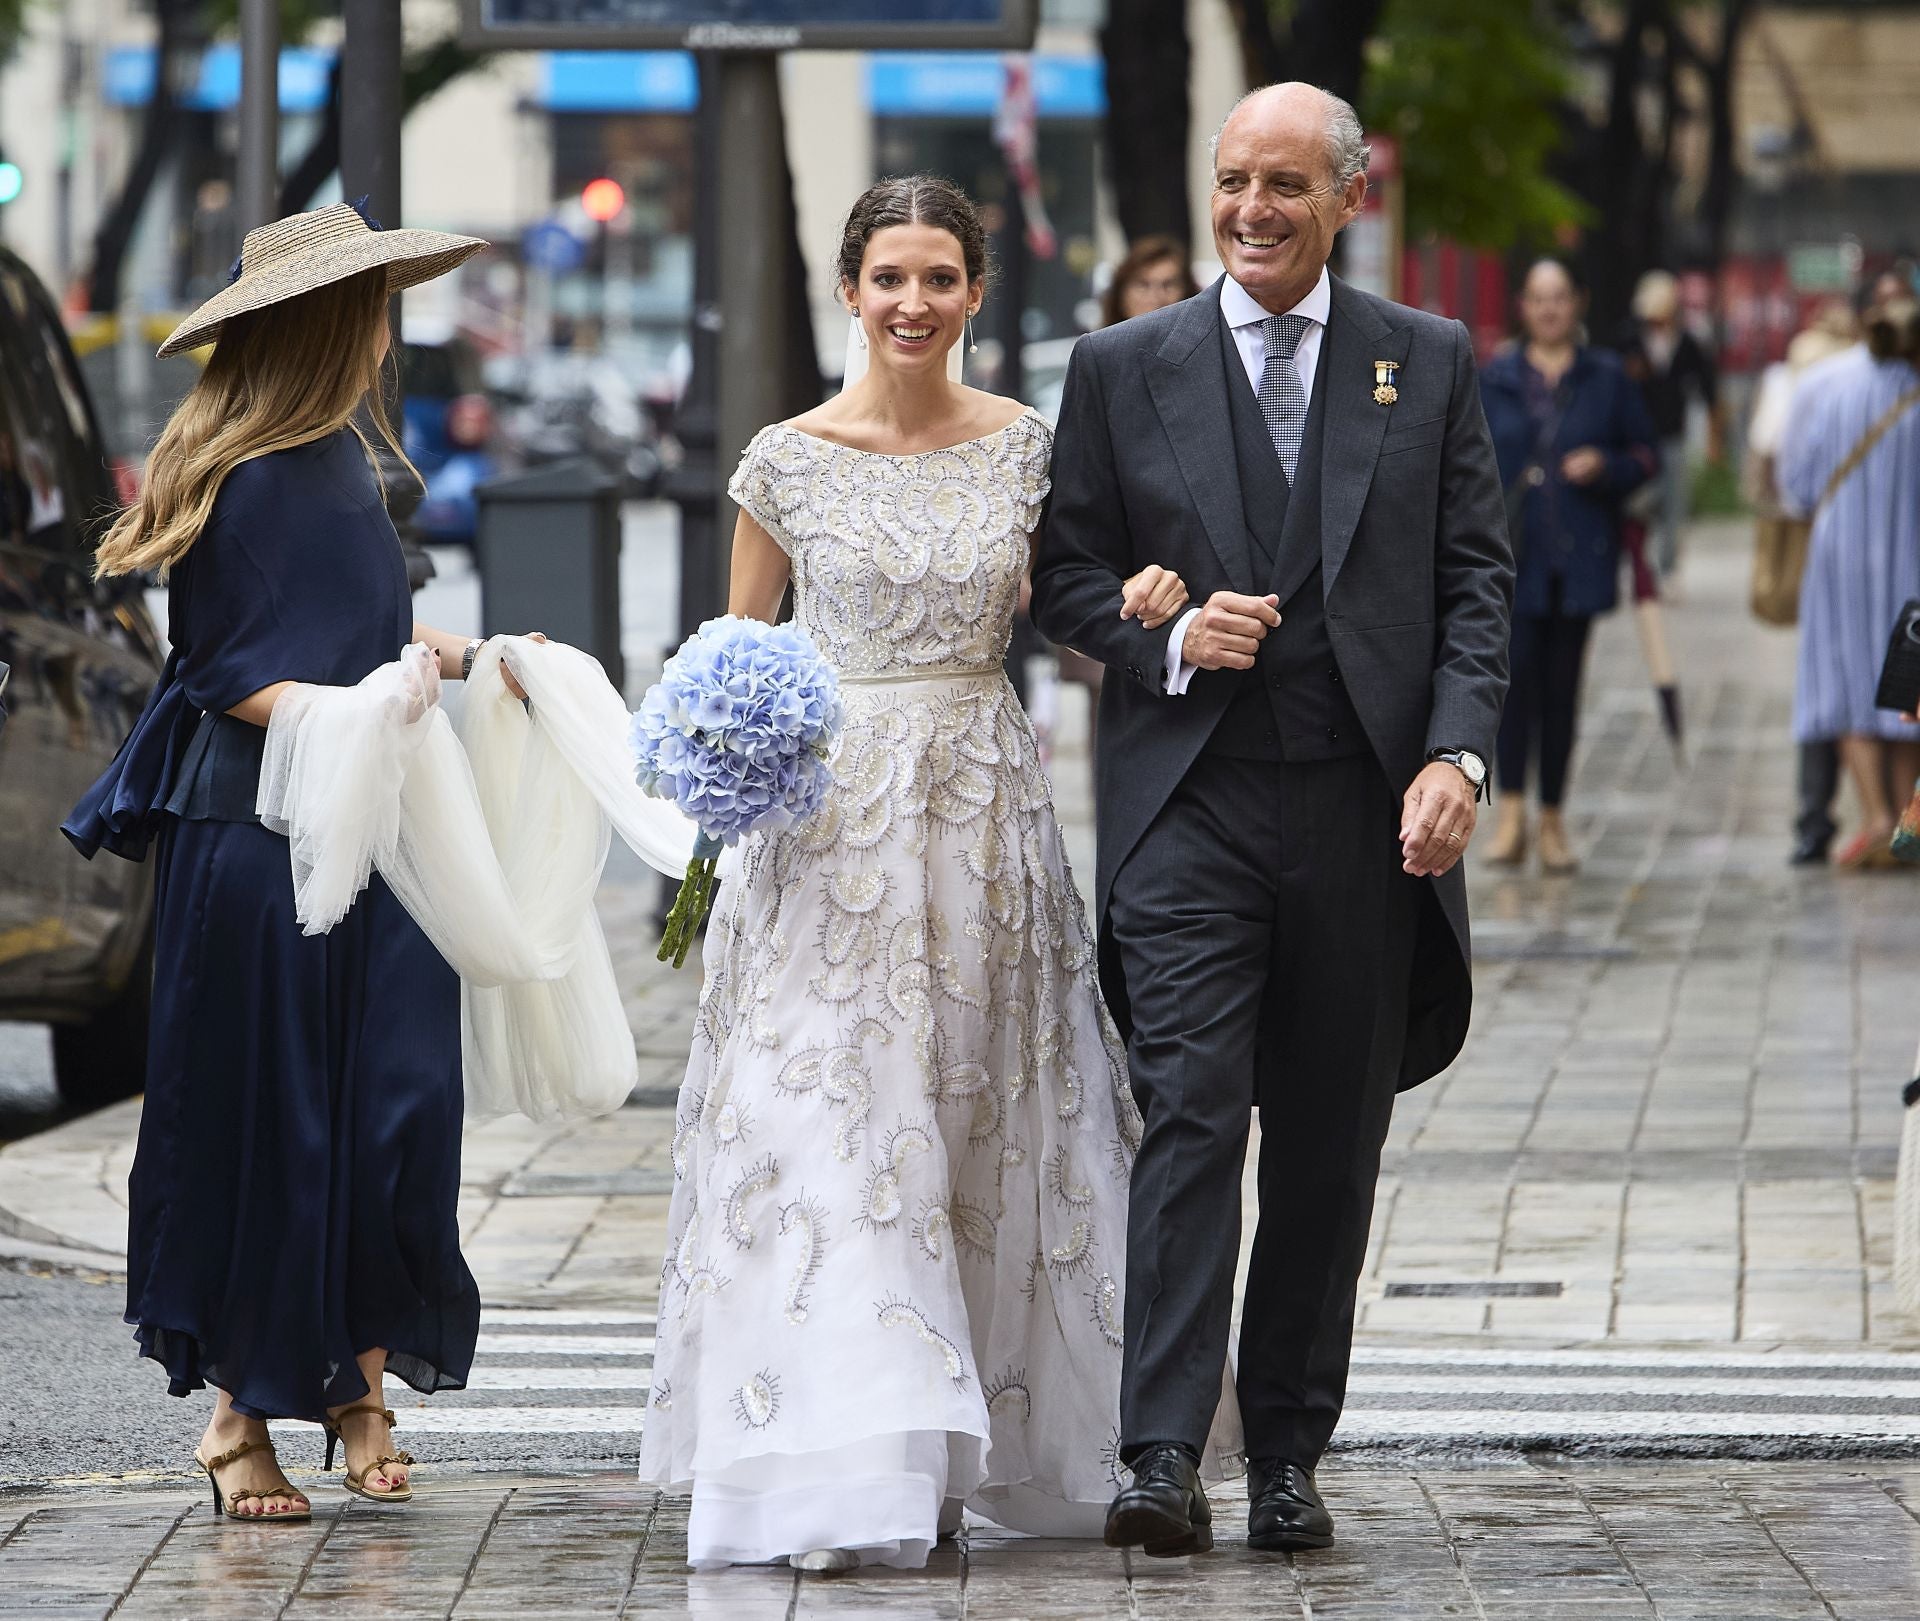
[0,1096,138,1268]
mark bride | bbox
[635,176,1232,1571]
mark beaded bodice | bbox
[726,411,1053,679]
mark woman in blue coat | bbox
[1479,258,1659,871]
[64,204,524,1519]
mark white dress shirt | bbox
[1163,266,1332,695]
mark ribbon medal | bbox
[1373,360,1399,407]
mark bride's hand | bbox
[1119,565,1190,630]
[502,632,547,701]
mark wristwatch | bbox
[460,638,483,682]
[1428,746,1489,802]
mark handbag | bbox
[1752,382,1920,626]
[1749,510,1810,627]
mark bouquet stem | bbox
[658,832,725,968]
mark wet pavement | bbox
[5,1463,1920,1617]
[3,518,1920,1613]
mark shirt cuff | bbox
[1163,607,1202,696]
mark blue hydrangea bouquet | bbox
[631,615,843,967]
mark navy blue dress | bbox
[64,431,479,1422]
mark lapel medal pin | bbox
[1373,360,1399,406]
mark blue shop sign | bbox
[538,51,698,112]
[102,44,335,113]
[867,53,1102,118]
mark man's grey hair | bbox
[1210,85,1372,190]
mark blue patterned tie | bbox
[1258,313,1311,482]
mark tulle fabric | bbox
[256,634,699,1122]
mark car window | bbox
[0,265,112,559]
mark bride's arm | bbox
[728,510,791,623]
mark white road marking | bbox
[272,1407,649,1437]
[465,1367,653,1391]
[1351,1344,1920,1373]
[266,1403,1920,1442]
[1347,1372,1920,1402]
[1339,1409,1920,1440]
[475,1333,655,1357]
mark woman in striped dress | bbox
[1782,294,1920,868]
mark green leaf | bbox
[1363,0,1590,251]
[201,0,338,46]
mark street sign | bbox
[1787,241,1862,294]
[524,218,588,273]
[458,0,1037,51]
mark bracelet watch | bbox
[1428,746,1489,802]
[460,638,482,682]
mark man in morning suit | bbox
[1031,83,1513,1555]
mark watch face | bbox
[1461,753,1487,784]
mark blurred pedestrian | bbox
[1099,234,1201,328]
[1053,238,1207,764]
[1615,269,1722,578]
[62,203,516,1519]
[1482,257,1659,873]
[1780,293,1920,868]
[1745,299,1859,864]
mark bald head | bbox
[1210,81,1370,313]
[1213,83,1371,192]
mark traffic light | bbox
[581,177,625,223]
[0,151,22,208]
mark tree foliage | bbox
[202,0,336,43]
[0,0,33,66]
[1363,0,1589,251]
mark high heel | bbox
[1537,808,1578,874]
[1485,798,1527,866]
[194,1438,312,1521]
[322,1402,415,1502]
[794,1548,860,1573]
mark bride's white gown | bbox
[635,410,1240,1568]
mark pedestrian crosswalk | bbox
[1340,1343,1920,1451]
[274,1310,1920,1456]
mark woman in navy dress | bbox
[1480,258,1658,873]
[65,204,513,1518]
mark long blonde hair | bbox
[94,268,414,579]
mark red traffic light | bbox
[581,177,625,223]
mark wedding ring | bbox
[1446,833,1461,845]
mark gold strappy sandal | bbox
[193,1438,312,1521]
[323,1401,415,1502]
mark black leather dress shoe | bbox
[1789,833,1832,867]
[1104,1443,1213,1557]
[1247,1457,1334,1551]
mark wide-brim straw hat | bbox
[158,201,487,358]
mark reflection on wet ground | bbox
[4,1464,1920,1617]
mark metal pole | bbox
[712,54,789,613]
[667,52,724,640]
[339,0,429,583]
[236,0,279,233]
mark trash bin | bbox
[475,458,624,691]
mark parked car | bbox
[0,245,163,1108]
[399,321,497,545]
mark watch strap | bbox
[1429,746,1489,803]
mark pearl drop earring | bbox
[967,316,978,354]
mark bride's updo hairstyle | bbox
[834,174,992,298]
